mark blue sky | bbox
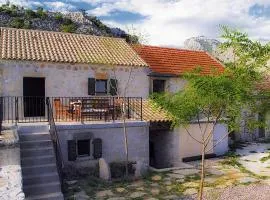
[1,0,270,46]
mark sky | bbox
[1,0,270,47]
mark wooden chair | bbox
[80,98,110,121]
[53,99,74,121]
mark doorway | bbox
[23,77,45,117]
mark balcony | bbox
[0,96,143,124]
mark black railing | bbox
[46,97,64,191]
[0,96,143,123]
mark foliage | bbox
[60,24,77,33]
[36,7,47,19]
[0,3,20,16]
[10,17,31,29]
[54,12,63,21]
[110,161,135,178]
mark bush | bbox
[60,24,77,33]
[36,7,47,19]
[110,161,135,179]
[10,18,24,28]
[54,13,63,21]
[25,9,37,19]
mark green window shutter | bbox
[109,79,118,96]
[92,138,102,159]
[88,78,95,95]
[68,140,77,161]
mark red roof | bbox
[133,45,225,75]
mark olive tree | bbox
[152,27,270,200]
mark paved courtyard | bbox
[64,142,270,200]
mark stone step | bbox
[20,132,51,142]
[22,164,57,176]
[21,155,56,166]
[21,147,54,158]
[26,192,64,200]
[23,172,60,186]
[20,140,52,149]
[24,182,62,197]
[18,125,49,133]
[25,192,64,200]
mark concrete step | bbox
[25,192,64,200]
[20,132,51,142]
[24,182,61,197]
[21,147,54,158]
[20,140,52,149]
[22,164,57,176]
[21,155,56,166]
[23,172,60,186]
[18,125,49,133]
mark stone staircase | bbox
[19,125,64,200]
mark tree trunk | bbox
[198,143,206,200]
[122,100,129,177]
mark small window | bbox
[96,79,107,95]
[153,80,165,93]
[77,139,90,157]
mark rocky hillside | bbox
[184,36,234,63]
[0,4,137,42]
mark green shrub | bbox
[25,9,37,19]
[63,18,73,25]
[60,24,77,33]
[10,18,24,28]
[110,161,135,178]
[36,7,47,19]
[54,13,63,21]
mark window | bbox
[77,139,90,157]
[153,79,165,93]
[88,78,118,96]
[95,79,107,95]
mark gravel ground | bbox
[185,183,270,200]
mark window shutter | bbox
[68,140,77,161]
[109,79,118,96]
[88,78,95,95]
[92,138,102,159]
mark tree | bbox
[103,26,148,177]
[152,27,270,200]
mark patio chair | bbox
[53,99,74,121]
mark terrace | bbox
[0,96,143,125]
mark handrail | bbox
[46,97,64,190]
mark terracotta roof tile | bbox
[133,99,171,122]
[133,45,225,75]
[0,27,147,66]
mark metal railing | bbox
[0,96,143,123]
[46,97,64,191]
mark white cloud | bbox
[2,0,270,46]
[43,1,76,12]
[86,0,270,46]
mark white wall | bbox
[150,123,229,168]
[57,121,149,168]
[0,60,150,98]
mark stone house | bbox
[0,27,229,198]
[134,45,229,168]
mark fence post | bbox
[127,97,130,119]
[112,97,115,121]
[0,97,3,131]
[140,98,143,121]
[46,97,50,122]
[15,97,18,124]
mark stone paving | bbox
[64,142,270,200]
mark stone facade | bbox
[0,60,150,98]
[56,121,149,168]
[150,123,228,168]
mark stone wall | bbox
[0,127,24,200]
[0,60,150,98]
[56,121,149,168]
[150,123,228,168]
